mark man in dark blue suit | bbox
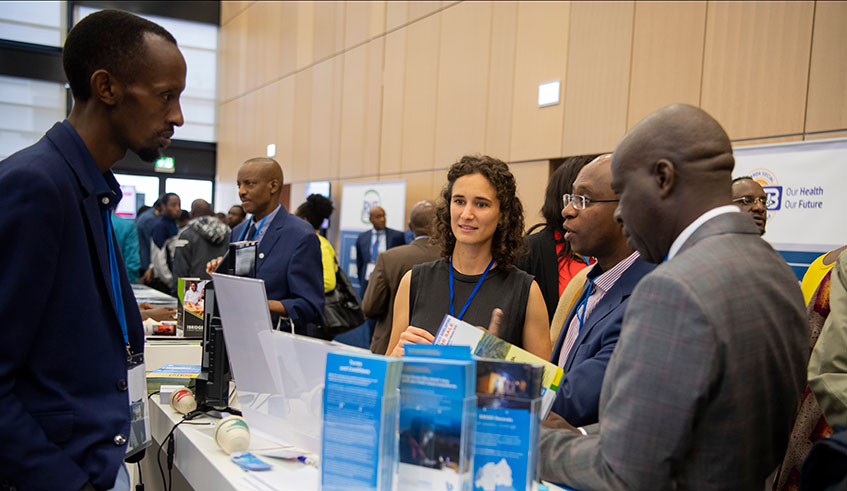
[549,155,654,427]
[0,11,186,490]
[356,206,405,341]
[355,206,406,297]
[211,158,325,337]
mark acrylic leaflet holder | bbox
[321,352,402,491]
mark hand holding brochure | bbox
[433,315,563,419]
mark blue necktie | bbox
[371,231,381,262]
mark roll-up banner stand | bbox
[334,180,406,348]
[733,138,847,279]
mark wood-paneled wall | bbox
[216,0,847,237]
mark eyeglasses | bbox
[562,194,619,210]
[733,196,768,206]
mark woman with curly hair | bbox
[386,155,551,359]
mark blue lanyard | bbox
[104,211,130,355]
[574,275,597,334]
[238,214,269,242]
[449,258,495,321]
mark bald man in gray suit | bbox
[538,104,807,490]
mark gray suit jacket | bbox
[362,237,441,354]
[538,212,808,491]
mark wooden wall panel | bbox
[380,29,406,175]
[291,69,313,183]
[386,1,443,32]
[255,1,278,88]
[313,2,345,63]
[309,58,342,180]
[266,2,298,83]
[296,2,315,70]
[561,1,634,156]
[510,1,570,162]
[255,82,279,165]
[339,44,368,179]
[242,5,263,95]
[274,77,296,184]
[510,160,550,231]
[701,1,814,140]
[216,99,239,185]
[220,1,253,26]
[484,1,518,162]
[340,40,384,179]
[344,1,387,49]
[628,1,706,129]
[434,1,492,168]
[805,1,847,133]
[400,14,441,173]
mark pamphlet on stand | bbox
[177,277,207,338]
[473,358,543,491]
[398,345,476,491]
[321,352,402,491]
[434,315,563,419]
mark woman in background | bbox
[387,155,551,360]
[295,194,336,293]
[518,155,598,323]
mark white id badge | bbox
[365,262,376,281]
[126,353,152,457]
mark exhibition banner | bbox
[733,138,847,277]
[337,180,406,285]
[334,181,406,348]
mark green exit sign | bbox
[155,156,175,173]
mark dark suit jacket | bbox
[355,227,405,296]
[362,238,441,354]
[538,212,808,491]
[0,122,145,489]
[231,205,325,335]
[549,257,655,426]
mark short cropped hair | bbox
[434,155,525,270]
[63,9,177,101]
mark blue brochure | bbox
[398,350,476,491]
[321,352,402,491]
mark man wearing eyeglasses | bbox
[732,176,768,235]
[549,154,655,426]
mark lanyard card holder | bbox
[126,352,152,457]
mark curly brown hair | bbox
[434,155,525,270]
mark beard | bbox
[136,146,162,163]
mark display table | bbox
[140,398,319,491]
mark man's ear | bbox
[90,69,121,106]
[654,159,676,199]
[268,178,280,194]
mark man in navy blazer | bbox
[220,158,325,336]
[0,11,186,489]
[355,206,406,297]
[549,155,654,427]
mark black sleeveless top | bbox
[409,258,534,347]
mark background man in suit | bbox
[731,175,768,235]
[363,200,441,354]
[356,205,405,340]
[538,104,808,490]
[549,154,654,426]
[0,10,185,489]
[208,158,325,335]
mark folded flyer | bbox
[433,314,563,418]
